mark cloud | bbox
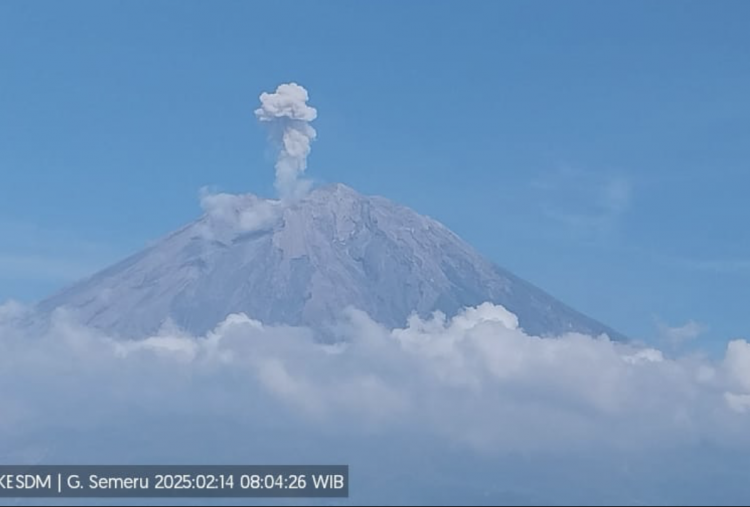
[533,167,632,241]
[255,83,318,201]
[723,340,750,392]
[0,299,28,321]
[4,301,750,502]
[3,300,750,456]
[657,318,706,347]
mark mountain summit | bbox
[39,184,622,340]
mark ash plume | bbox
[255,83,318,200]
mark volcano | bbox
[38,184,622,340]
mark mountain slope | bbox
[38,184,623,340]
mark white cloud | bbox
[4,300,750,502]
[724,392,750,414]
[657,319,706,346]
[2,300,749,454]
[0,299,28,321]
[533,167,632,241]
[723,339,750,392]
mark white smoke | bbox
[194,83,317,238]
[197,189,281,240]
[255,83,318,200]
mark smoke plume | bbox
[255,83,318,200]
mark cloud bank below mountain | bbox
[3,301,750,448]
[3,301,750,503]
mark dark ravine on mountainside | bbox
[38,184,624,340]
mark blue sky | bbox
[1,1,749,351]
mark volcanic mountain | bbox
[38,184,622,340]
